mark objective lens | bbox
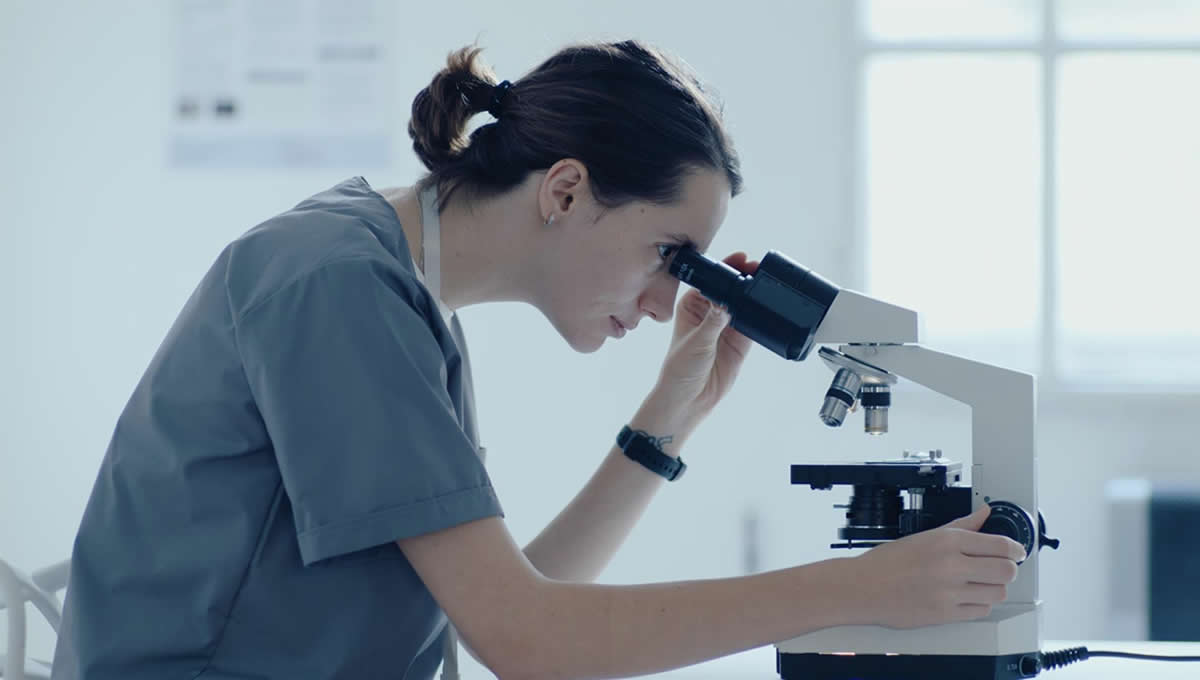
[819,368,862,427]
[861,384,890,435]
[864,408,888,435]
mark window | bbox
[858,0,1200,390]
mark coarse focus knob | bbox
[980,500,1036,564]
[1038,510,1060,551]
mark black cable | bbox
[1040,646,1200,672]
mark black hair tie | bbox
[487,80,512,118]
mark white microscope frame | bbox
[776,289,1042,657]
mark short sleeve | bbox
[234,256,502,566]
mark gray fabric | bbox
[51,177,502,680]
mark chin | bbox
[556,320,607,354]
[565,332,605,354]
[542,307,607,353]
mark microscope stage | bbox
[791,460,963,490]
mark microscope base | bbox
[777,651,1041,679]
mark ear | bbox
[537,159,589,224]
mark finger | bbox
[720,252,759,276]
[943,504,991,532]
[693,301,732,344]
[713,258,758,354]
[719,317,754,355]
[720,251,748,268]
[962,557,1019,585]
[672,289,712,342]
[954,603,993,622]
[958,532,1027,562]
[960,583,1008,606]
[677,289,709,320]
[714,326,753,382]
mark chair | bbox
[1106,479,1200,641]
[0,558,70,680]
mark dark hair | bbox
[408,40,743,211]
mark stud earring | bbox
[544,214,556,227]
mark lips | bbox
[610,316,627,338]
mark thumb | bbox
[943,503,992,532]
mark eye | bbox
[657,243,679,262]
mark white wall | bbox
[2,0,1197,671]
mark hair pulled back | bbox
[408,40,742,210]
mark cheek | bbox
[599,267,653,306]
[555,242,655,313]
[574,255,642,301]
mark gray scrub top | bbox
[51,177,503,680]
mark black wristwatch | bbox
[616,425,687,482]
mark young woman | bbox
[53,40,1023,679]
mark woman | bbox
[53,40,1023,679]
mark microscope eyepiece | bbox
[668,246,744,309]
[668,246,839,361]
[669,247,894,435]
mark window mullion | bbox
[850,0,868,292]
[1041,0,1060,392]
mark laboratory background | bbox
[2,0,1199,676]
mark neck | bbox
[385,178,544,311]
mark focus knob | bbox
[980,500,1036,564]
[1038,510,1061,551]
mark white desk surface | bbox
[645,641,1200,679]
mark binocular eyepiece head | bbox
[667,246,839,362]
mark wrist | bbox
[628,392,697,457]
[834,555,876,627]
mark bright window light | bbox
[865,0,1041,41]
[1059,0,1200,41]
[865,55,1042,374]
[1056,54,1200,385]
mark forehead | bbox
[641,170,729,252]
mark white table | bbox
[647,641,1200,679]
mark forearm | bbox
[521,557,863,680]
[523,392,690,582]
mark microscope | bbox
[669,248,1060,680]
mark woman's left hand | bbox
[650,251,758,433]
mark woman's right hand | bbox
[845,504,1027,630]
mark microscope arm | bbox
[840,343,1040,604]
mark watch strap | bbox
[617,425,687,482]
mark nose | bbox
[639,275,680,324]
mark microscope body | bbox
[668,250,1056,679]
[779,331,1044,679]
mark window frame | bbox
[850,0,1200,394]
